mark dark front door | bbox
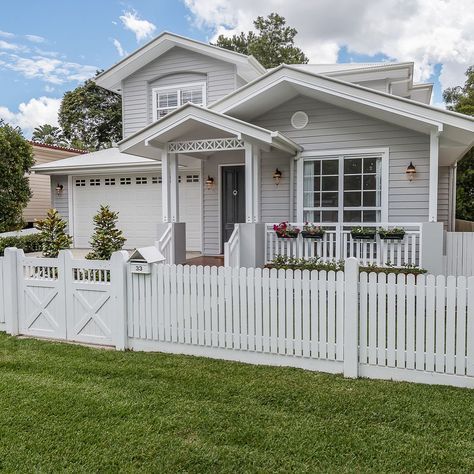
[221,165,245,249]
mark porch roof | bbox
[118,103,302,159]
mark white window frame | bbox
[297,148,389,224]
[152,81,207,122]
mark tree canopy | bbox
[443,66,474,221]
[214,13,308,69]
[0,120,34,232]
[58,72,122,151]
[32,124,68,147]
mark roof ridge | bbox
[30,141,87,154]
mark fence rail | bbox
[265,223,421,267]
[1,247,474,389]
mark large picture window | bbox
[153,82,206,121]
[303,154,383,224]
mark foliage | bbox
[350,226,377,237]
[59,71,122,151]
[378,227,406,238]
[86,205,126,260]
[214,13,308,69]
[268,255,427,275]
[302,222,325,235]
[0,233,43,256]
[32,124,68,147]
[443,65,474,221]
[273,221,300,238]
[0,120,34,232]
[1,333,473,472]
[35,209,72,257]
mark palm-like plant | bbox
[32,124,68,146]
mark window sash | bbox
[303,155,382,224]
[153,82,206,121]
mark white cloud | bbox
[0,40,27,52]
[0,96,61,136]
[25,34,46,44]
[113,38,126,57]
[0,30,14,38]
[119,10,156,42]
[0,53,97,84]
[184,0,474,91]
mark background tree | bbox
[443,66,474,221]
[86,205,126,260]
[32,124,68,146]
[59,71,122,151]
[0,120,34,232]
[35,209,72,258]
[214,13,308,68]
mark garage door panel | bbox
[73,173,201,250]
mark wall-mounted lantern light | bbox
[205,176,214,190]
[55,183,64,195]
[406,162,416,181]
[273,168,282,186]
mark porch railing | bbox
[156,223,174,264]
[224,224,240,268]
[265,223,422,267]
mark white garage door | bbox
[73,172,202,250]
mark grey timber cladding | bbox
[122,46,238,137]
[252,95,432,223]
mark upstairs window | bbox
[153,82,206,121]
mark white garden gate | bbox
[14,250,122,346]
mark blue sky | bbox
[0,0,471,136]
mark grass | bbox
[0,333,474,473]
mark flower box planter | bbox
[275,232,299,239]
[301,231,325,239]
[350,232,376,240]
[379,233,405,241]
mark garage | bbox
[72,171,202,250]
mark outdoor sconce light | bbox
[406,162,416,181]
[205,176,214,190]
[273,168,282,185]
[55,183,64,195]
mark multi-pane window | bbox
[153,82,206,121]
[303,155,382,224]
[120,177,131,185]
[136,177,148,185]
[90,178,100,186]
[104,178,116,186]
[186,174,200,183]
[75,179,85,187]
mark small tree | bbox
[35,209,72,257]
[86,205,126,260]
[0,120,34,232]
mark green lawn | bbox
[0,333,473,473]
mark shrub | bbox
[0,233,43,256]
[86,205,126,260]
[35,209,72,257]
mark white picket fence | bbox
[265,223,422,267]
[1,247,474,389]
[444,232,474,277]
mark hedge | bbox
[0,233,43,256]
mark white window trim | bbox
[152,81,207,122]
[297,148,389,223]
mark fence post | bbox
[344,257,359,378]
[4,247,19,335]
[111,251,129,350]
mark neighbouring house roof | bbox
[95,31,266,93]
[118,103,302,159]
[32,147,160,175]
[210,65,474,165]
[30,141,87,154]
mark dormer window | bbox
[152,82,206,121]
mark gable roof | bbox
[210,65,474,164]
[95,32,266,93]
[119,103,302,158]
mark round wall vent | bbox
[291,111,309,129]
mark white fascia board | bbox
[95,32,265,91]
[33,161,161,175]
[212,66,474,133]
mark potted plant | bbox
[273,222,300,239]
[378,227,406,240]
[350,226,376,240]
[301,222,325,239]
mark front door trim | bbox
[218,163,245,254]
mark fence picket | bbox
[396,274,406,368]
[456,277,467,375]
[327,271,336,360]
[445,276,456,374]
[406,274,416,370]
[386,273,396,367]
[278,269,286,355]
[285,269,294,355]
[415,274,426,370]
[359,272,368,364]
[435,275,446,373]
[294,269,302,357]
[302,270,311,358]
[368,272,377,365]
[377,273,387,366]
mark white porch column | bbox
[296,156,304,222]
[161,148,170,222]
[252,146,261,222]
[428,130,439,222]
[244,142,255,223]
[169,153,179,222]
